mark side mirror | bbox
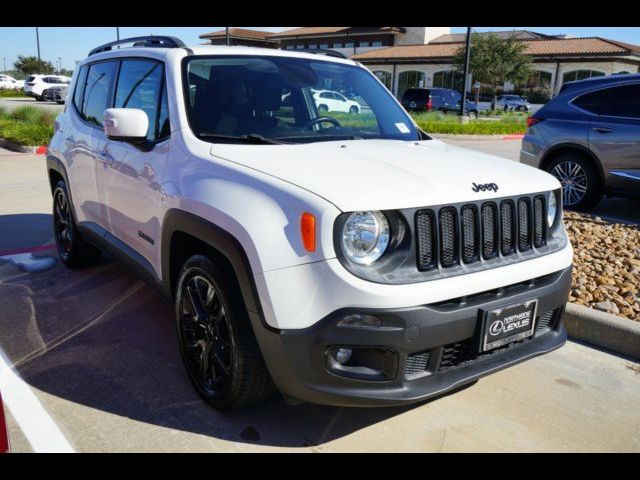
[103,108,149,145]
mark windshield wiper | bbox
[197,133,287,145]
[275,134,365,142]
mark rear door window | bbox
[82,61,118,126]
[573,83,640,119]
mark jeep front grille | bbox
[416,195,547,272]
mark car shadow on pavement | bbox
[0,252,456,449]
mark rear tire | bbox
[545,154,602,211]
[318,104,328,113]
[52,180,102,268]
[175,255,275,410]
[349,105,359,114]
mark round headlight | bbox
[341,211,390,265]
[547,192,558,227]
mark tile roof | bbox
[267,27,402,39]
[352,37,640,61]
[430,30,553,43]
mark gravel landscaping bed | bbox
[565,211,640,321]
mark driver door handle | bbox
[592,127,613,134]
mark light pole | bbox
[226,27,230,46]
[35,27,41,63]
[116,27,120,42]
[58,57,62,74]
[3,57,6,74]
[459,27,472,119]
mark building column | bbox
[553,62,562,96]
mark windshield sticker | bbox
[395,122,410,134]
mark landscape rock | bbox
[564,211,639,322]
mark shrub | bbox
[0,106,56,146]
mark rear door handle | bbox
[592,127,613,134]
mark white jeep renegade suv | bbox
[47,36,573,409]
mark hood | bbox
[210,139,560,212]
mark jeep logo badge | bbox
[472,182,499,192]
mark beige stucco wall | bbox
[365,60,639,97]
[397,27,451,46]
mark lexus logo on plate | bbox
[488,312,532,337]
[472,182,499,192]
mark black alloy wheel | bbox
[53,186,74,261]
[178,273,234,394]
[175,255,275,410]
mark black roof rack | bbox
[294,49,347,60]
[88,36,186,56]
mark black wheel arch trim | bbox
[160,209,277,332]
[46,154,82,225]
[539,143,606,187]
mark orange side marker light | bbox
[301,212,316,253]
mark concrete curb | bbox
[564,302,640,360]
[0,137,47,154]
[430,133,524,140]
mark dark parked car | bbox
[521,73,640,210]
[401,88,479,117]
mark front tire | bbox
[546,154,602,211]
[349,105,359,114]
[53,180,102,268]
[175,255,275,410]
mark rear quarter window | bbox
[573,83,640,119]
[73,66,88,113]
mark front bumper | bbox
[255,265,571,407]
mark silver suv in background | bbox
[520,74,640,210]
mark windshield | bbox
[183,55,421,144]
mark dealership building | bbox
[200,27,640,100]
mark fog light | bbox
[325,346,398,381]
[334,348,352,364]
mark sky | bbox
[1,26,639,72]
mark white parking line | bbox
[0,348,75,453]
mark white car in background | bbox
[0,74,23,90]
[312,89,361,114]
[24,74,71,100]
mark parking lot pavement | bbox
[0,151,53,252]
[0,97,65,114]
[0,253,638,452]
[438,136,640,225]
[0,151,639,452]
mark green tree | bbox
[13,55,55,75]
[453,32,531,110]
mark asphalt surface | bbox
[0,143,639,452]
[0,97,65,114]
